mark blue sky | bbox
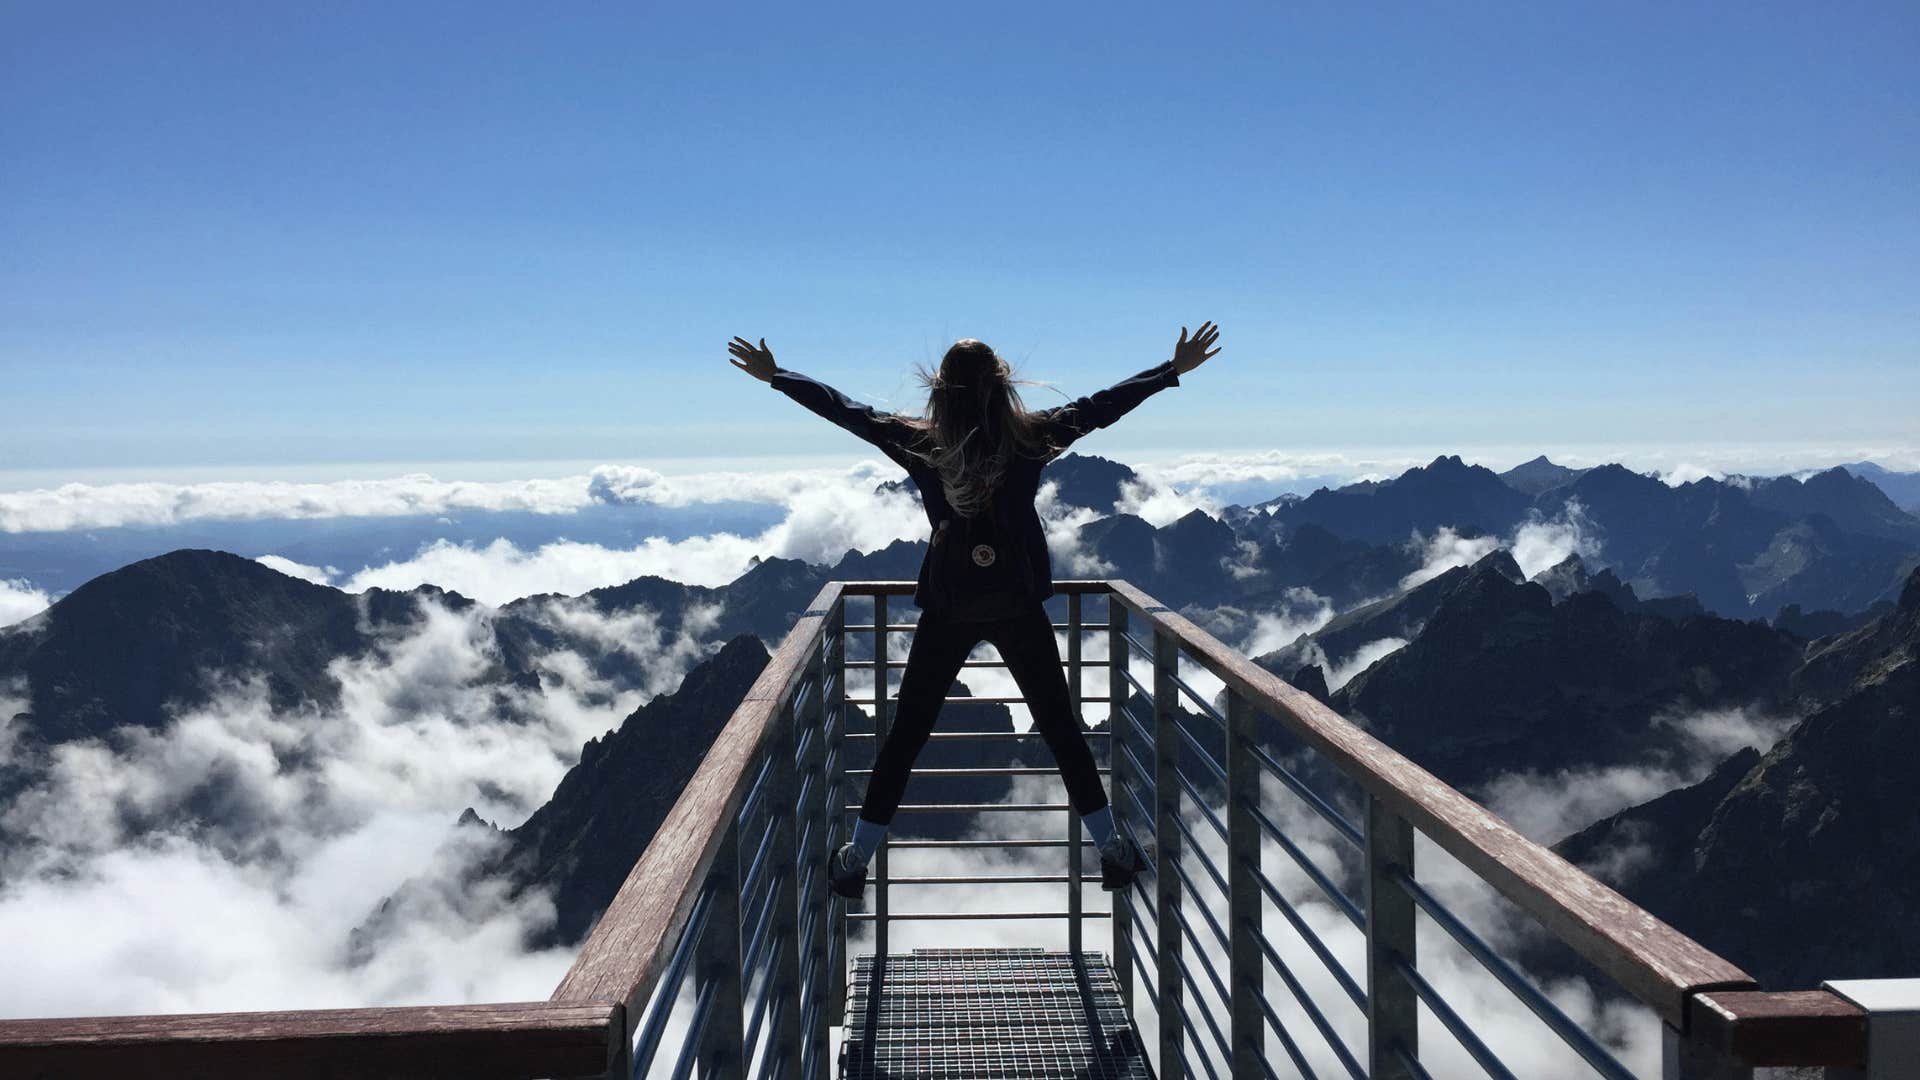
[3,2,1915,481]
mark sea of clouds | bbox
[0,590,721,1018]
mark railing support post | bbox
[872,592,891,962]
[1366,793,1417,1079]
[1067,591,1084,960]
[1108,592,1133,1011]
[767,695,804,1078]
[1153,625,1185,1080]
[694,823,747,1078]
[799,631,832,1075]
[826,599,849,1029]
[1225,688,1265,1076]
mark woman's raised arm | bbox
[1040,321,1215,449]
[729,335,918,469]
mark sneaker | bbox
[827,842,868,900]
[1099,833,1149,892]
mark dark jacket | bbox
[769,359,1181,616]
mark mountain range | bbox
[3,448,1918,1005]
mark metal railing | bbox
[0,578,1901,1078]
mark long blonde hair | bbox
[875,339,1066,518]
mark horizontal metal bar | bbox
[1255,871,1368,1012]
[1393,950,1518,1080]
[1172,712,1229,788]
[844,766,1110,777]
[841,621,1112,633]
[1392,867,1637,1080]
[1120,628,1153,661]
[1174,765,1230,847]
[843,658,1117,672]
[1245,739,1365,848]
[882,838,1096,849]
[736,750,778,834]
[1255,967,1333,1080]
[843,910,1112,921]
[1252,896,1367,1080]
[887,874,1089,885]
[1396,1043,1436,1080]
[1117,663,1152,700]
[1170,943,1230,1080]
[740,927,786,1060]
[1244,795,1366,929]
[841,730,1111,741]
[1167,799,1231,907]
[666,971,718,1080]
[844,802,1072,814]
[631,884,715,1076]
[1169,668,1227,730]
[840,694,1115,705]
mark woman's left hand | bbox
[728,336,779,382]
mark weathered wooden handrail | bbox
[0,1001,624,1079]
[550,581,844,1063]
[1100,579,1758,1030]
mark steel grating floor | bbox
[839,948,1153,1079]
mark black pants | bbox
[858,599,1110,826]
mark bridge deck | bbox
[839,948,1152,1079]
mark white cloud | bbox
[1400,529,1502,591]
[253,555,337,585]
[0,460,912,534]
[0,578,52,627]
[1324,637,1409,692]
[1239,588,1337,658]
[1509,500,1601,580]
[1478,707,1795,845]
[0,592,723,1019]
[1398,500,1601,591]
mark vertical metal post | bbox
[1822,978,1920,1080]
[799,630,831,1075]
[767,696,803,1078]
[1066,591,1084,959]
[694,823,746,1077]
[1365,794,1417,1079]
[826,598,849,1029]
[1152,625,1185,1080]
[871,591,890,962]
[1108,593,1133,1011]
[1224,688,1265,1076]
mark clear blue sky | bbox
[4,2,1915,478]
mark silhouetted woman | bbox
[728,324,1220,898]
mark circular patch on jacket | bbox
[970,543,996,567]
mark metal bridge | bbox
[0,580,1911,1078]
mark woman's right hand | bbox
[728,336,780,382]
[1171,321,1220,375]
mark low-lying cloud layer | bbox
[0,591,719,1018]
[0,578,51,628]
[1400,499,1602,591]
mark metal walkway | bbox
[840,948,1151,1079]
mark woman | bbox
[727,323,1220,899]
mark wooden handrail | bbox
[1691,990,1868,1068]
[549,582,844,1033]
[0,1001,623,1079]
[1098,578,1760,1030]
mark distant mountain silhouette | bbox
[1499,455,1589,496]
[1267,455,1534,545]
[1842,461,1920,513]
